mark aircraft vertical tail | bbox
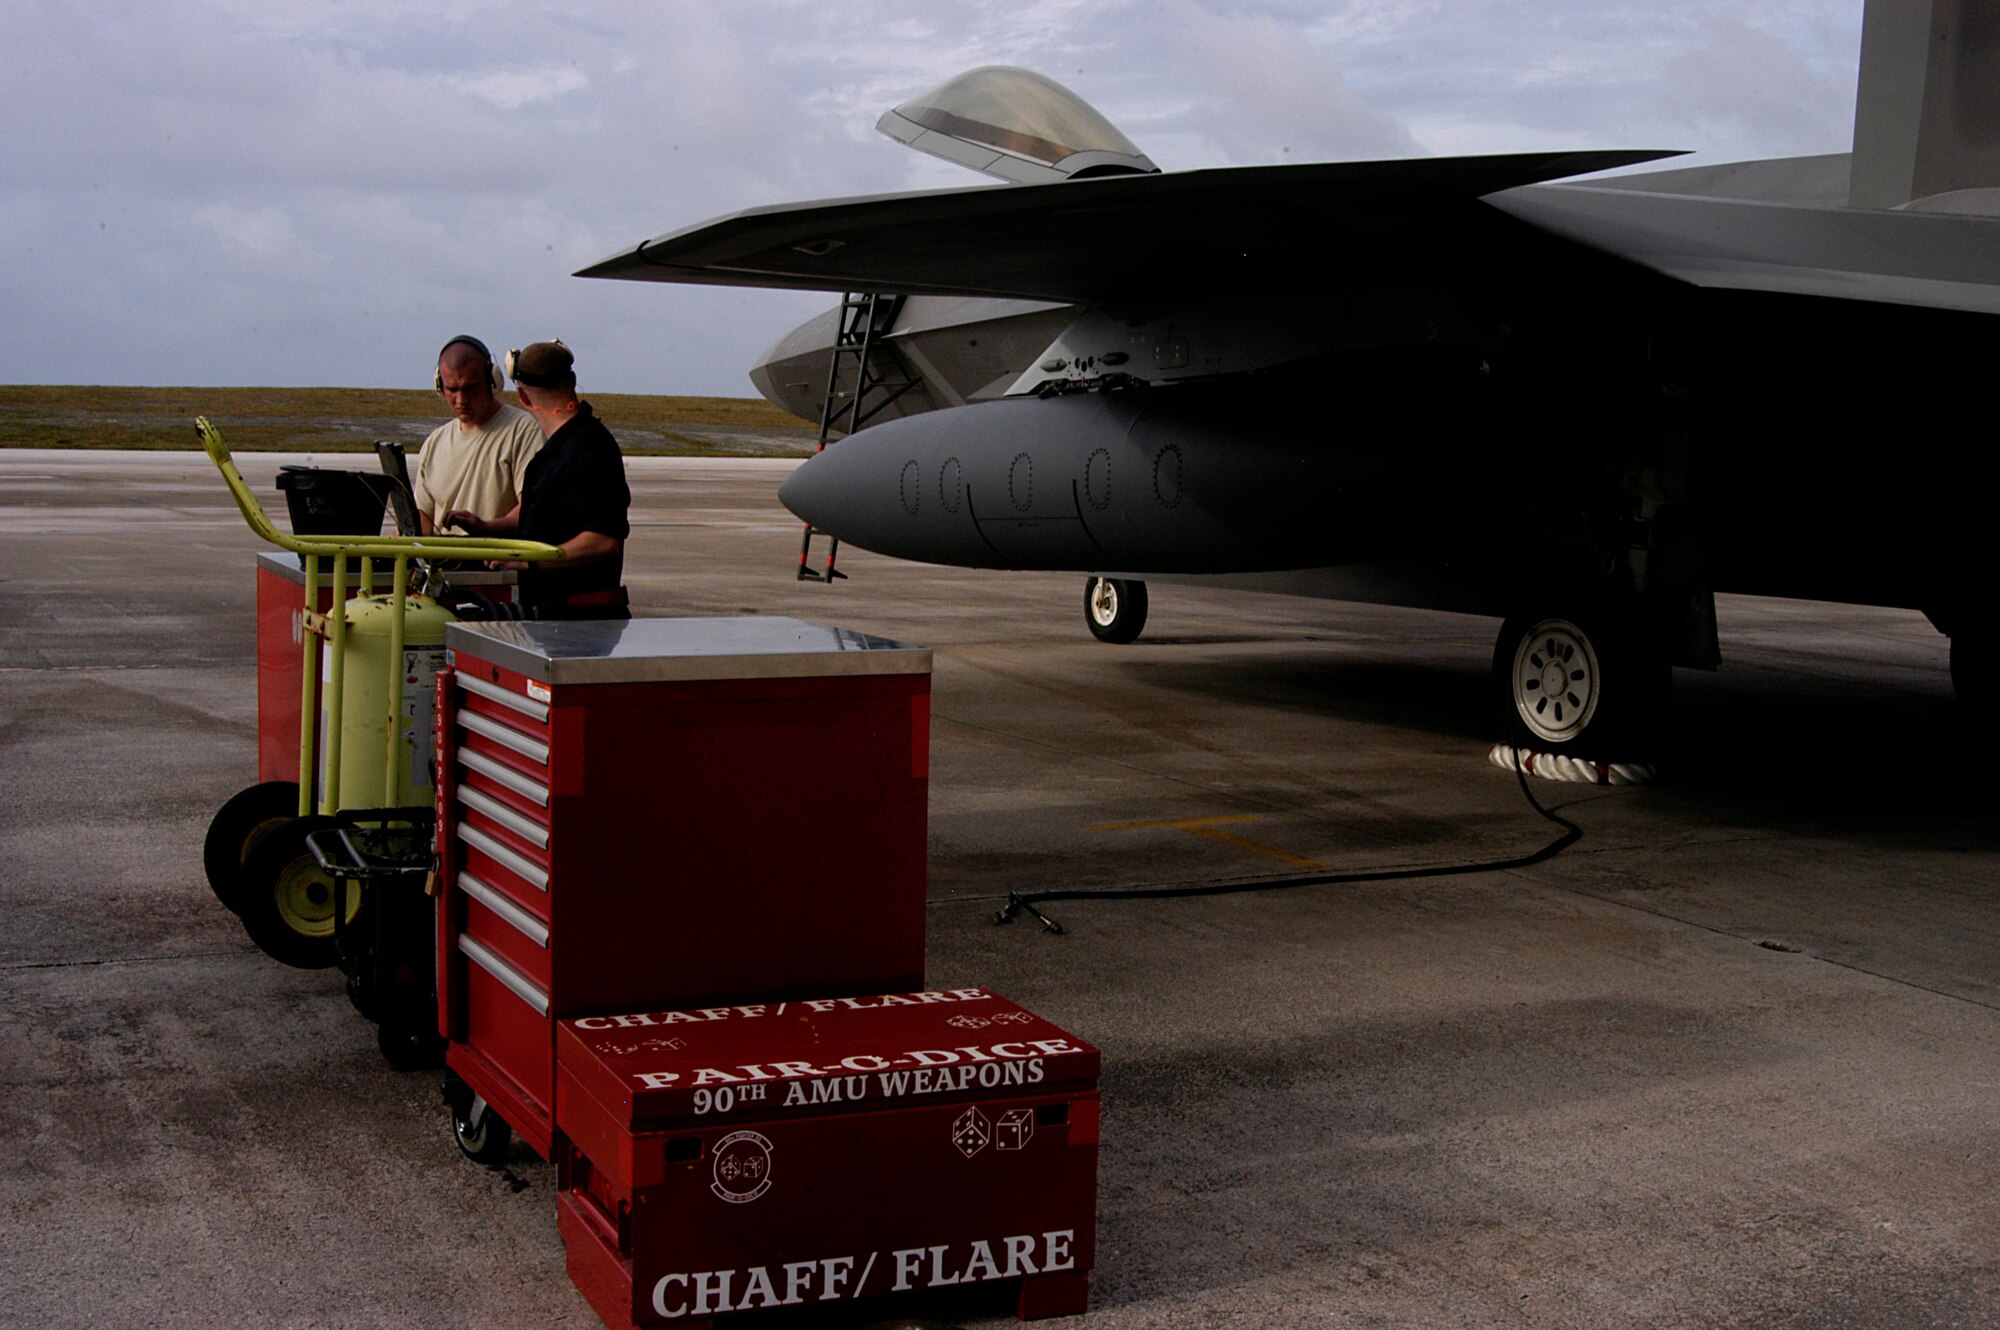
[1850,0,2000,208]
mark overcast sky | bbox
[1,1,1865,399]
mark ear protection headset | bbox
[505,338,570,387]
[435,335,506,394]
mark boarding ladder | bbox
[797,291,918,581]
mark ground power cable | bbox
[986,757,1585,934]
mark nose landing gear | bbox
[1084,576,1148,644]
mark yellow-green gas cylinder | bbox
[326,594,456,811]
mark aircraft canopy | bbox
[876,65,1160,183]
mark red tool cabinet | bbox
[554,987,1099,1328]
[435,617,934,1160]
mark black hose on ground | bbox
[989,757,1584,934]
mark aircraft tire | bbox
[203,781,302,911]
[1085,577,1148,644]
[1494,611,1668,760]
[232,815,353,970]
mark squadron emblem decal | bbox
[711,1130,774,1203]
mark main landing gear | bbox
[1492,609,1670,760]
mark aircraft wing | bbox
[575,150,1676,304]
[1490,183,2000,316]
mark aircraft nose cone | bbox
[774,418,955,564]
[777,450,846,534]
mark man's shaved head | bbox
[439,340,490,378]
[436,337,500,428]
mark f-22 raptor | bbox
[581,1,2000,760]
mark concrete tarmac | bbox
[3,449,1996,1328]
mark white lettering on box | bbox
[781,1075,871,1109]
[656,1231,1078,1316]
[573,1012,661,1030]
[738,1265,781,1310]
[962,1240,1001,1282]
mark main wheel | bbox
[1085,577,1148,644]
[231,815,356,969]
[1494,611,1668,759]
[453,1098,513,1164]
[202,781,302,911]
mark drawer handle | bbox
[458,786,550,848]
[458,711,549,766]
[458,748,549,806]
[458,871,550,948]
[457,823,549,891]
[459,934,550,1016]
[456,671,550,723]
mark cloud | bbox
[449,65,591,111]
[0,0,1868,397]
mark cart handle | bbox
[196,417,564,564]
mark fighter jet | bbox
[580,3,2000,760]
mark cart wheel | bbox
[202,781,301,911]
[453,1098,512,1164]
[379,1021,445,1073]
[233,815,356,969]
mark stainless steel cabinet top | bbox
[446,616,932,685]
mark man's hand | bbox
[440,508,486,536]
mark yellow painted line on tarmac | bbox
[1088,815,1327,870]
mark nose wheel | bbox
[1084,577,1148,644]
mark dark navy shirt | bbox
[516,401,630,607]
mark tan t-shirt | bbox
[410,404,545,532]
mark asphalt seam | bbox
[1537,877,2000,1014]
[2,950,247,971]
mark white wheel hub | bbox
[1511,618,1600,744]
[1089,579,1118,626]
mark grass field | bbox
[0,385,819,457]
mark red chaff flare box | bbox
[555,987,1100,1328]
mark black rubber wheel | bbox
[379,1021,445,1073]
[232,815,355,969]
[1493,611,1668,760]
[1085,577,1148,644]
[202,781,302,911]
[454,1100,513,1164]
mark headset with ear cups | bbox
[434,335,506,394]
